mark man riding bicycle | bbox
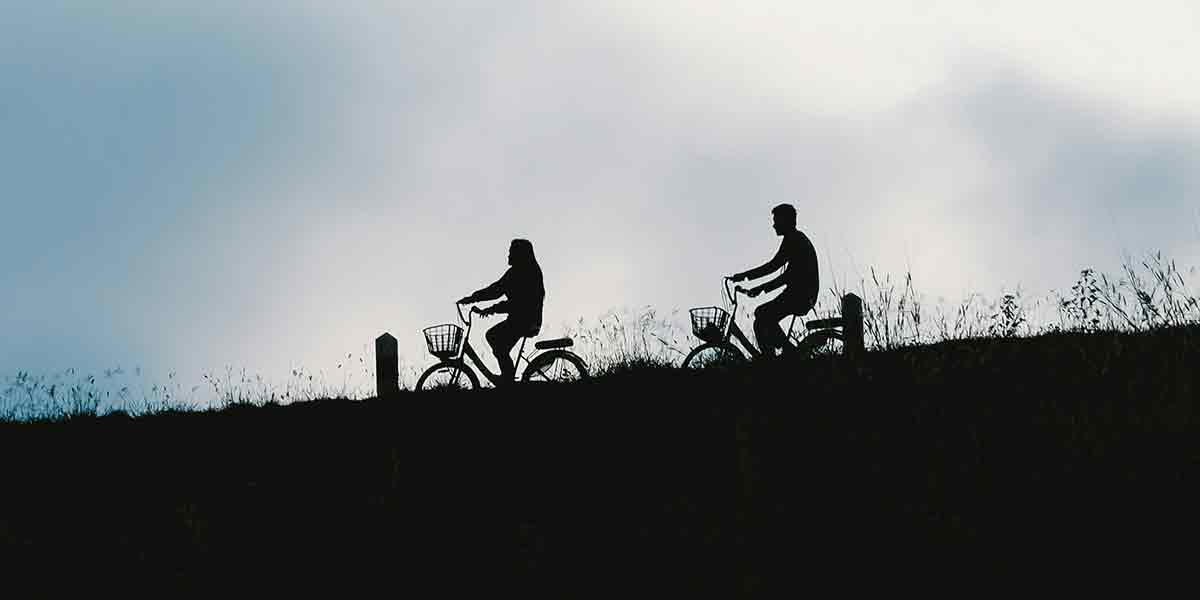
[729,204,819,357]
[457,239,545,385]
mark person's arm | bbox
[458,269,510,304]
[733,242,785,282]
[753,272,788,294]
[483,300,510,315]
[485,268,527,314]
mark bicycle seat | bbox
[534,337,573,350]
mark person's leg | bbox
[486,319,521,383]
[754,296,792,356]
[778,294,815,355]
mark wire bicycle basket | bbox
[423,324,464,359]
[689,307,730,343]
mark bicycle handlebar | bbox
[725,277,757,306]
[456,302,487,327]
[456,302,475,326]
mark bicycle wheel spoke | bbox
[684,344,744,369]
[425,366,474,391]
[787,329,845,359]
[526,356,583,383]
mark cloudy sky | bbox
[4,1,1199,397]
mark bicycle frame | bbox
[719,278,805,358]
[719,279,762,358]
[449,303,539,386]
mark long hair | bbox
[510,238,538,268]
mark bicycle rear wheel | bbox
[681,342,747,370]
[522,351,588,383]
[415,362,480,391]
[792,329,844,358]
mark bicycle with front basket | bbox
[416,302,589,391]
[680,278,845,369]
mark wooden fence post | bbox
[376,332,399,399]
[842,294,864,356]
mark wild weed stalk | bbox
[3,251,1198,421]
[564,306,690,375]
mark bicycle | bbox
[680,278,844,369]
[415,302,589,391]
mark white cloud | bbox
[5,1,1200,398]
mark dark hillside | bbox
[2,326,1198,593]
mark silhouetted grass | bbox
[564,306,690,375]
[1,353,378,421]
[4,251,1198,420]
[840,250,1200,348]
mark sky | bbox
[4,1,1200,400]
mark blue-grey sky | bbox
[4,1,1200,398]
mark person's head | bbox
[771,204,797,236]
[508,238,537,267]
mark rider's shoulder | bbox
[786,229,812,243]
[786,230,817,255]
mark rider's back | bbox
[780,230,819,308]
[503,262,545,333]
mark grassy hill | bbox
[2,323,1197,593]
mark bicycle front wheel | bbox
[681,342,747,370]
[522,351,589,384]
[415,362,480,391]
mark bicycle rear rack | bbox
[805,317,845,331]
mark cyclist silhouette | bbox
[729,204,819,357]
[457,239,545,384]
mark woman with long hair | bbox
[457,239,545,384]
